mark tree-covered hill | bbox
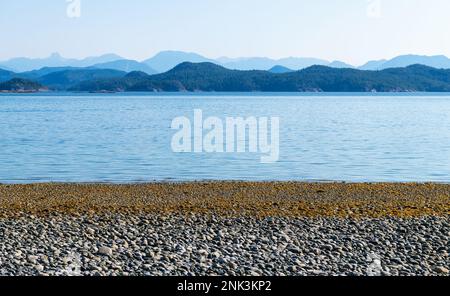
[69,62,450,92]
[0,68,15,82]
[0,78,46,92]
[36,69,127,90]
[4,63,450,93]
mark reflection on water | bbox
[0,93,449,183]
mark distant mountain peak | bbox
[91,59,157,75]
[49,52,63,58]
[328,61,354,69]
[359,54,450,70]
[143,51,214,73]
[0,53,124,72]
[269,65,294,73]
[125,71,150,79]
[170,61,224,72]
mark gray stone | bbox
[98,246,113,257]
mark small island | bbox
[0,78,47,93]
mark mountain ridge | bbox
[3,51,450,73]
[68,62,450,92]
[0,53,123,72]
[35,69,126,90]
[90,60,157,75]
[3,60,450,92]
[269,65,294,73]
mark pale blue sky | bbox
[1,0,449,65]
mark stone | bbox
[98,246,113,257]
[433,266,449,274]
[34,265,44,272]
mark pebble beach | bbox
[0,182,448,276]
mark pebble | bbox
[34,265,44,272]
[98,246,113,257]
[433,266,449,274]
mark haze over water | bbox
[1,93,449,183]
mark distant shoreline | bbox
[3,90,450,95]
[0,89,47,94]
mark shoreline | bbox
[0,182,448,276]
[0,182,448,218]
[3,91,450,95]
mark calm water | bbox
[1,93,450,183]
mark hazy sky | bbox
[1,0,449,66]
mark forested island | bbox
[0,78,47,93]
[2,62,450,93]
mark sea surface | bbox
[1,92,449,183]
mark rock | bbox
[228,262,238,269]
[198,249,208,256]
[322,244,333,251]
[433,266,449,274]
[34,265,44,272]
[98,246,113,257]
[27,255,39,264]
[391,258,403,264]
[248,235,257,241]
[210,251,222,259]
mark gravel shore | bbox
[0,214,448,276]
[0,182,448,276]
[1,182,449,218]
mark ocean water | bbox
[0,93,449,183]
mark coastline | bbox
[1,182,448,218]
[3,91,450,97]
[0,89,47,94]
[0,182,448,276]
